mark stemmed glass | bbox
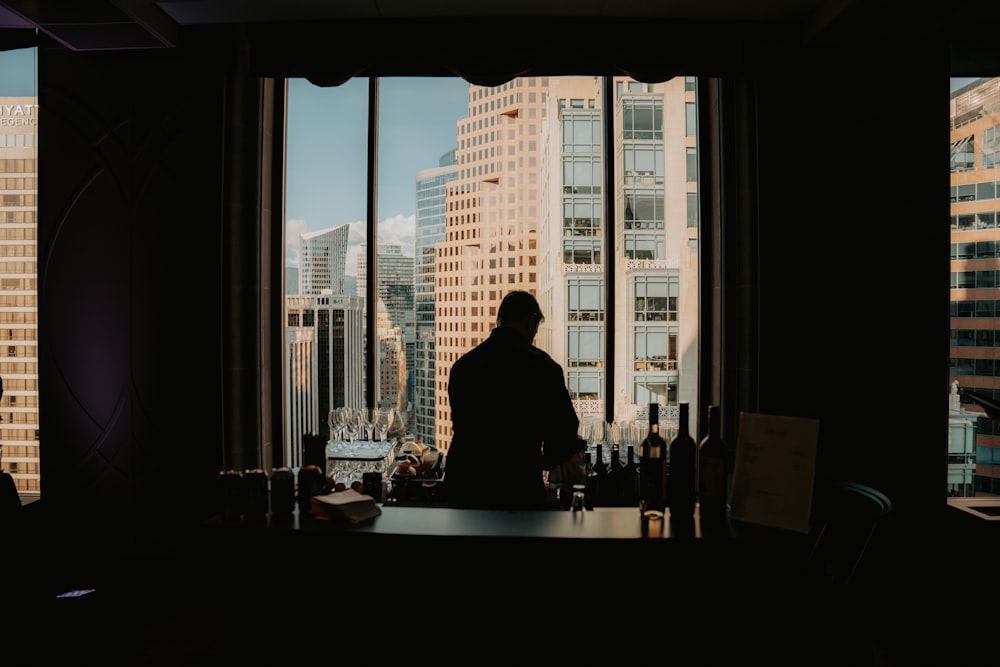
[358,408,378,441]
[328,409,340,443]
[377,407,393,443]
[343,407,360,446]
[590,418,606,465]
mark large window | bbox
[949,76,1000,498]
[0,46,39,499]
[284,75,700,470]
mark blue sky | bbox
[0,47,37,95]
[0,47,470,274]
[285,77,469,271]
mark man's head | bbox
[497,290,544,340]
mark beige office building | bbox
[433,76,699,452]
[0,96,39,496]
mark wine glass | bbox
[590,419,606,464]
[359,407,375,443]
[327,409,340,443]
[377,407,393,443]
[368,407,381,441]
[343,407,360,446]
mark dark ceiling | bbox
[0,0,997,80]
[0,0,972,52]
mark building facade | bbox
[358,243,415,413]
[433,76,699,452]
[298,224,350,295]
[414,153,457,446]
[284,294,364,467]
[0,95,39,496]
[949,76,1000,496]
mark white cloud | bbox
[290,214,416,276]
[285,218,310,267]
[378,213,416,255]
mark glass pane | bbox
[0,47,39,500]
[950,76,1000,499]
[284,74,700,467]
[284,77,367,469]
[377,78,468,446]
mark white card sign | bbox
[728,412,820,534]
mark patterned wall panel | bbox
[37,39,230,555]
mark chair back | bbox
[805,479,893,594]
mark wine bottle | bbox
[605,442,625,505]
[639,403,666,517]
[583,451,600,510]
[668,401,697,516]
[622,444,640,507]
[698,404,728,515]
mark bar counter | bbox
[195,501,818,644]
[200,502,811,592]
[203,502,803,541]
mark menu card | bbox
[728,412,820,534]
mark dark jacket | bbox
[445,326,584,509]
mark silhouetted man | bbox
[445,290,585,509]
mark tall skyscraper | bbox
[358,243,415,410]
[949,76,1000,496]
[414,150,457,445]
[284,294,365,467]
[285,223,361,466]
[298,224,350,295]
[0,96,39,496]
[375,297,407,419]
[432,76,699,452]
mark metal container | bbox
[243,468,269,516]
[216,469,245,520]
[297,464,326,514]
[270,466,295,515]
[362,471,384,502]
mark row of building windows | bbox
[953,300,1000,317]
[952,329,1000,346]
[0,378,36,391]
[0,328,35,341]
[0,227,35,240]
[0,310,35,323]
[0,361,37,373]
[0,245,34,258]
[0,194,34,206]
[0,211,34,223]
[0,158,34,173]
[950,180,1000,203]
[0,393,38,406]
[952,238,1000,257]
[0,444,40,459]
[0,278,34,290]
[2,461,39,475]
[952,270,1000,289]
[0,134,35,148]
[0,295,35,306]
[952,210,1000,231]
[0,177,34,190]
[952,356,1000,374]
